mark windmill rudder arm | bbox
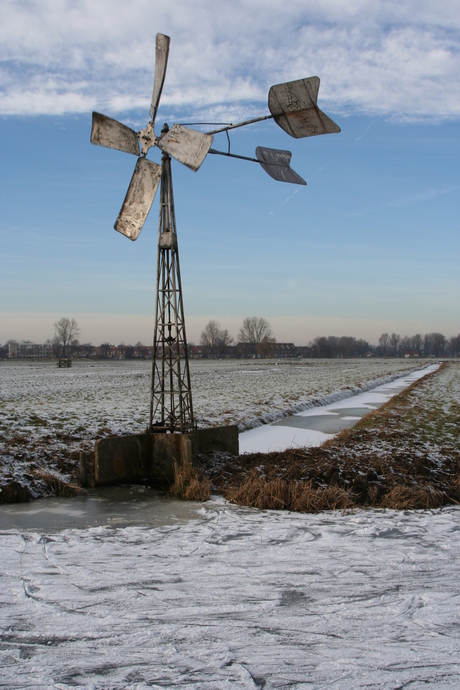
[207,114,273,135]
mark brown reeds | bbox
[33,467,83,497]
[224,470,355,513]
[379,485,445,510]
[169,461,211,501]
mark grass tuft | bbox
[225,470,355,513]
[169,461,211,502]
[33,467,84,497]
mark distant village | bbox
[3,330,459,361]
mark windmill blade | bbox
[157,125,213,171]
[114,158,162,240]
[149,33,170,123]
[91,112,140,155]
[256,147,306,185]
[268,77,340,138]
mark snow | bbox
[0,358,426,443]
[0,358,437,499]
[1,361,458,687]
[239,363,440,454]
[1,498,460,688]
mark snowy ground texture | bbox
[0,359,423,499]
[2,501,460,689]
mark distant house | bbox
[188,345,205,359]
[8,341,53,359]
[267,343,300,359]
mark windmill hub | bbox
[138,121,157,156]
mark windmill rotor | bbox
[91,33,340,239]
[90,33,213,241]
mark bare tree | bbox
[410,333,422,354]
[53,318,80,358]
[400,335,411,355]
[217,328,234,357]
[424,332,446,357]
[378,333,390,355]
[200,320,222,359]
[390,332,401,356]
[238,317,274,357]
[449,334,460,357]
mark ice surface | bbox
[239,364,440,454]
[238,423,332,454]
[1,500,460,688]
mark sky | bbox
[1,0,459,347]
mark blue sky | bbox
[1,0,459,346]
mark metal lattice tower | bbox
[149,135,194,432]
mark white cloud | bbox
[1,0,459,120]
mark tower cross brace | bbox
[149,135,195,433]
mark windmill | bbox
[90,33,340,435]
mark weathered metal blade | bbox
[114,158,162,240]
[149,33,170,122]
[157,125,213,171]
[256,147,306,185]
[268,77,340,138]
[91,112,140,155]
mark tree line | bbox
[199,317,274,358]
[377,332,460,358]
[3,316,460,359]
[301,332,460,358]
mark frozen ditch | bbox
[1,499,460,689]
[239,363,440,454]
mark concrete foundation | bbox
[95,425,239,487]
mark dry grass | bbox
[379,486,445,510]
[169,461,211,501]
[33,467,84,497]
[225,469,355,513]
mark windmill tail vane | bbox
[89,32,340,433]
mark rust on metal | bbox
[158,125,213,171]
[114,158,161,240]
[91,112,140,156]
[268,77,341,138]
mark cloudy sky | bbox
[1,0,459,346]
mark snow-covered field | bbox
[2,360,459,687]
[0,358,428,499]
[1,358,423,440]
[1,499,460,688]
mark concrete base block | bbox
[95,424,239,486]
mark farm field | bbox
[205,361,460,512]
[0,358,424,500]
